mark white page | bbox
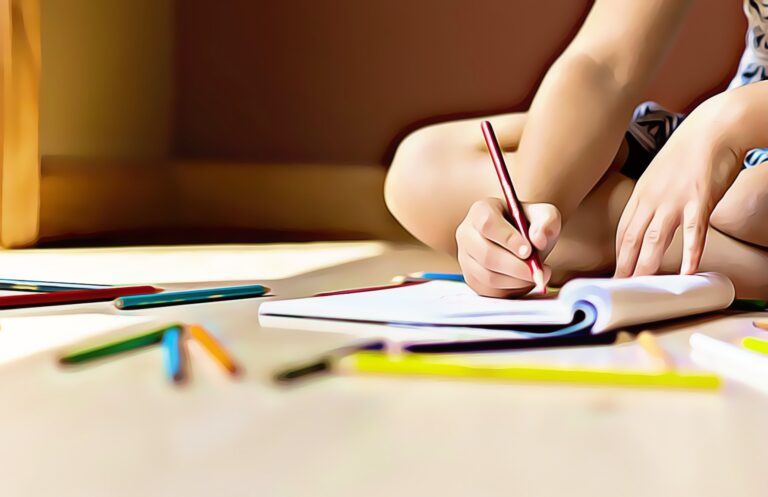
[259,272,735,332]
[0,314,158,366]
[259,281,574,325]
[258,313,533,343]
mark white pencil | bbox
[689,333,768,394]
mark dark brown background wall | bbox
[174,0,745,166]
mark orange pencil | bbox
[753,321,768,331]
[187,324,241,376]
[481,121,546,293]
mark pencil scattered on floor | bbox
[637,331,675,370]
[342,352,720,390]
[0,278,111,292]
[162,326,186,384]
[59,323,241,385]
[742,336,768,355]
[59,324,177,365]
[114,284,270,310]
[752,320,768,331]
[188,324,241,376]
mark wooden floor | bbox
[0,241,766,497]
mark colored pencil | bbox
[188,324,241,375]
[344,352,720,390]
[0,278,111,292]
[274,340,386,383]
[59,323,180,365]
[0,285,159,309]
[162,326,186,383]
[114,284,269,310]
[413,272,465,282]
[753,321,768,331]
[731,299,768,311]
[481,120,546,293]
[742,336,768,355]
[391,273,465,284]
[637,331,674,370]
[315,281,423,297]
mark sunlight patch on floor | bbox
[0,241,388,284]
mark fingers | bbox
[615,201,710,277]
[459,250,552,298]
[459,251,533,298]
[680,202,708,275]
[458,224,538,281]
[524,203,562,252]
[468,199,532,259]
[632,210,678,276]
[614,203,653,278]
[615,195,638,262]
[459,198,558,297]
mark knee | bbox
[711,167,768,247]
[384,125,445,230]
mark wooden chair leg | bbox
[0,0,41,247]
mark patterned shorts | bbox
[620,101,768,180]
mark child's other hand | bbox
[456,198,560,298]
[614,98,743,277]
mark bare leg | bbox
[711,163,768,248]
[385,112,626,253]
[386,113,528,253]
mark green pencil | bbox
[59,324,181,365]
[114,284,270,310]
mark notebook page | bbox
[258,314,534,342]
[259,281,574,326]
[558,272,734,332]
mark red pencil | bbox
[315,280,425,297]
[480,120,546,294]
[0,285,161,309]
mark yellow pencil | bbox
[343,352,720,390]
[752,321,768,331]
[742,336,768,356]
[637,331,675,370]
[187,324,241,376]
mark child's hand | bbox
[456,198,560,297]
[615,98,743,277]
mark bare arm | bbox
[386,0,691,255]
[717,81,768,153]
[514,0,692,216]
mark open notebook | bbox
[259,273,735,335]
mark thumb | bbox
[523,203,561,252]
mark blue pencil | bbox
[0,278,111,292]
[412,272,465,282]
[162,326,185,383]
[114,284,270,310]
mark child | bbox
[384,0,768,299]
